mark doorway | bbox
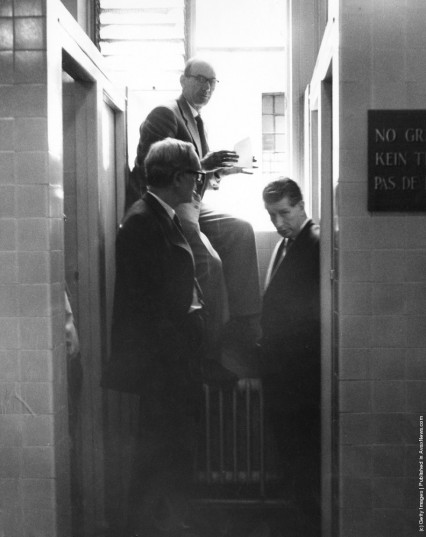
[62,66,111,536]
[62,61,127,536]
[306,61,337,537]
[62,69,85,536]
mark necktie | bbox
[272,237,294,271]
[194,278,205,307]
[173,214,184,235]
[272,239,286,271]
[195,115,209,157]
[286,237,294,251]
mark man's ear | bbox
[179,74,185,88]
[172,170,183,189]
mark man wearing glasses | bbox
[129,57,261,372]
[104,138,216,536]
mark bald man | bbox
[128,57,261,371]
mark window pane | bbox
[263,134,275,151]
[275,134,285,152]
[269,154,286,174]
[274,94,285,115]
[270,152,285,161]
[262,94,273,114]
[275,115,285,132]
[262,115,274,132]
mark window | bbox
[262,93,286,178]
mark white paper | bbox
[234,137,253,168]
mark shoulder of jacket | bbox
[310,223,320,240]
[150,99,179,114]
[144,101,178,123]
[303,221,319,240]
[293,222,319,252]
[121,198,157,228]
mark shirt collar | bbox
[147,190,175,220]
[291,218,310,241]
[299,217,310,233]
[184,97,199,118]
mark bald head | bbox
[180,57,218,111]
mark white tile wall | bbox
[337,1,426,532]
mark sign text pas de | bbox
[368,110,426,211]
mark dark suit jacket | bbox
[101,193,199,394]
[261,220,320,408]
[127,95,210,208]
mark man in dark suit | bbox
[103,138,211,536]
[128,57,261,372]
[260,178,320,534]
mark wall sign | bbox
[368,110,426,211]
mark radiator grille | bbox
[195,379,265,499]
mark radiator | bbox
[195,378,265,499]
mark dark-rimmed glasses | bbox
[187,74,219,88]
[184,169,206,184]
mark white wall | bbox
[126,0,286,230]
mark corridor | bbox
[1,1,425,537]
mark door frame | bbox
[47,2,127,534]
[304,18,339,537]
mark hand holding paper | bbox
[234,138,253,168]
[201,150,239,172]
[201,138,256,176]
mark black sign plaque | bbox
[368,110,426,211]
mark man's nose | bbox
[274,215,285,227]
[202,80,213,90]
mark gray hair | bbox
[144,138,196,188]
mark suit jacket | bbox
[261,220,320,406]
[101,193,199,394]
[127,95,211,208]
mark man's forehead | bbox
[189,61,215,77]
[266,196,293,211]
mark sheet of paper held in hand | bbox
[234,137,253,168]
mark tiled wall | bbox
[0,1,70,536]
[338,1,426,535]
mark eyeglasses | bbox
[184,169,206,183]
[187,74,219,88]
